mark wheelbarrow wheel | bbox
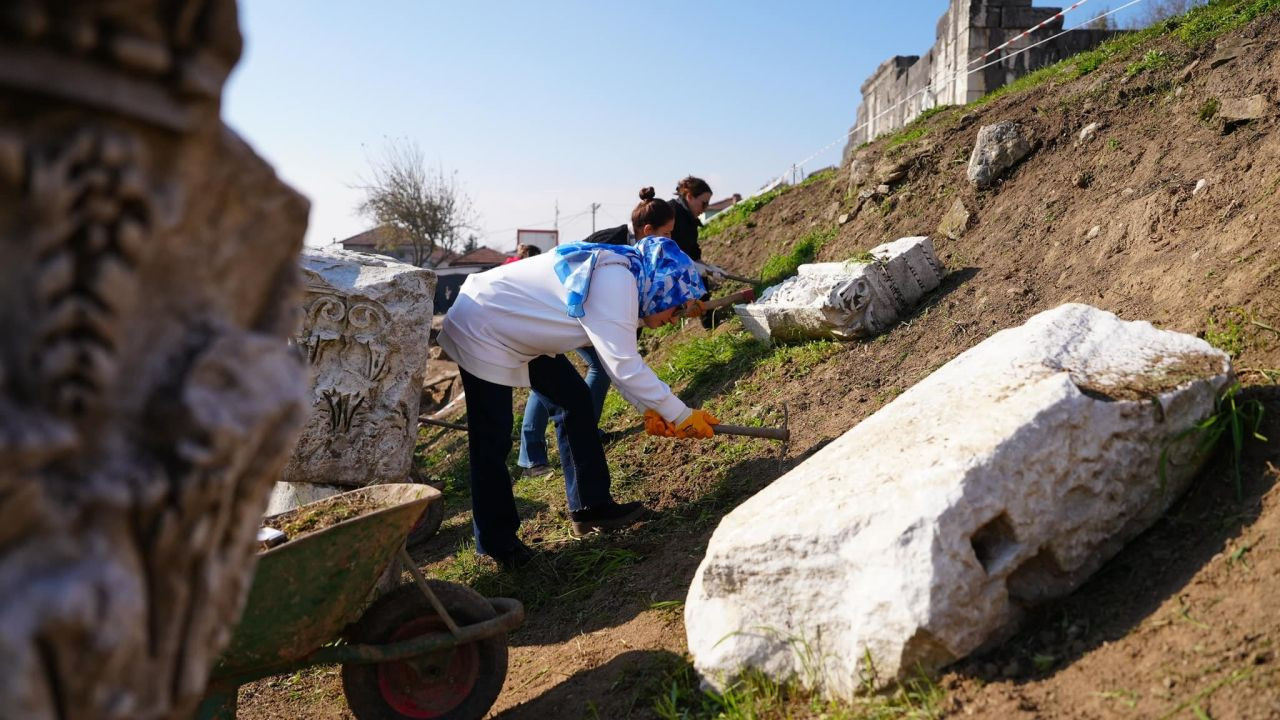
[342,581,508,720]
[405,498,445,549]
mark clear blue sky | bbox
[224,1,1147,251]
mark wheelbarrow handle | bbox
[714,423,789,441]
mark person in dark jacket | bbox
[668,176,711,261]
[668,176,718,327]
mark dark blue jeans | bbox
[459,355,614,558]
[518,346,610,478]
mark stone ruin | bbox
[270,249,436,512]
[843,0,1119,159]
[686,304,1232,698]
[735,236,946,343]
[0,2,310,718]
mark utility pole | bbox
[590,202,601,232]
[554,200,559,230]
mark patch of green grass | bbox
[797,167,838,188]
[1126,49,1171,76]
[701,186,789,239]
[1198,97,1221,122]
[1173,0,1280,47]
[757,227,835,293]
[1160,383,1268,500]
[1106,137,1122,151]
[1205,307,1251,356]
[660,331,772,401]
[653,661,945,720]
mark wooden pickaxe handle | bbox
[421,417,468,432]
[702,288,756,311]
[713,423,789,441]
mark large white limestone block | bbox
[735,236,945,342]
[284,248,437,487]
[687,304,1231,697]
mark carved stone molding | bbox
[0,3,309,719]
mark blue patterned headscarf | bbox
[552,236,705,318]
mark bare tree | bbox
[1128,0,1205,28]
[355,138,476,267]
[1085,9,1117,30]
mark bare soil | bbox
[237,13,1280,719]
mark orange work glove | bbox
[643,409,678,438]
[674,409,719,439]
[674,298,705,319]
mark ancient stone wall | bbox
[843,0,1118,162]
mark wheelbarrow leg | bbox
[195,689,237,720]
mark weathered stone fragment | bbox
[1218,94,1273,121]
[735,237,945,342]
[967,121,1032,188]
[687,305,1231,698]
[286,249,437,487]
[1076,121,1103,146]
[0,3,310,718]
[937,198,972,239]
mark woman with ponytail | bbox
[437,187,719,570]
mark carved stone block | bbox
[286,249,436,488]
[688,305,1231,696]
[0,3,309,718]
[735,237,946,342]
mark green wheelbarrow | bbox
[197,483,525,720]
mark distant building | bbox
[699,194,743,223]
[843,0,1120,161]
[339,225,458,268]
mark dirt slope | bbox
[238,7,1280,719]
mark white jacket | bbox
[438,252,691,423]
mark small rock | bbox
[876,184,891,195]
[857,188,877,202]
[1073,172,1093,189]
[968,121,1033,188]
[1086,225,1101,240]
[1076,122,1103,146]
[898,191,913,204]
[938,198,973,240]
[1178,59,1200,83]
[1194,179,1208,196]
[1121,188,1136,198]
[1218,94,1273,121]
[826,201,840,221]
[1209,39,1255,68]
[838,212,851,225]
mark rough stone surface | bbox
[1218,94,1273,121]
[968,121,1033,188]
[687,305,1231,698]
[937,198,972,239]
[1076,121,1104,146]
[0,3,310,718]
[735,237,946,342]
[266,481,345,516]
[286,249,437,488]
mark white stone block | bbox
[735,237,945,342]
[687,304,1231,697]
[285,249,437,487]
[264,481,344,516]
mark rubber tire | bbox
[342,581,508,720]
[405,499,445,549]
